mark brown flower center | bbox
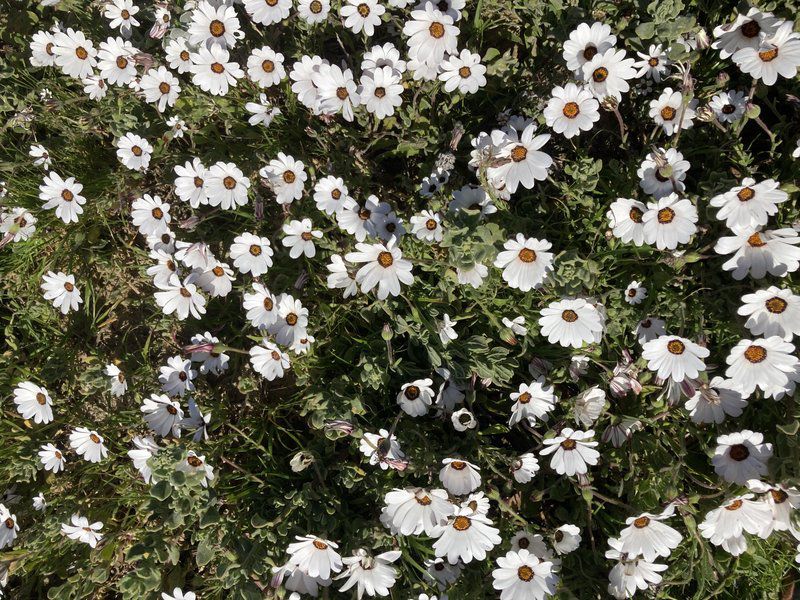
[737,187,755,202]
[592,66,608,82]
[167,403,178,414]
[416,494,432,506]
[187,455,203,467]
[209,20,225,37]
[725,499,743,511]
[561,309,578,322]
[425,218,438,230]
[451,460,466,470]
[404,385,420,399]
[743,345,767,363]
[628,206,643,223]
[452,515,471,531]
[582,46,598,61]
[62,189,74,201]
[131,145,143,157]
[358,208,371,221]
[765,297,788,314]
[633,516,650,528]
[517,391,531,404]
[286,313,298,326]
[283,170,296,184]
[263,296,274,310]
[159,82,171,94]
[210,62,225,74]
[223,176,237,190]
[518,537,530,549]
[75,46,88,60]
[310,0,322,11]
[46,42,55,55]
[561,438,577,450]
[4,518,14,529]
[313,540,328,550]
[179,287,192,298]
[249,244,262,256]
[331,188,342,199]
[36,392,47,405]
[518,248,536,263]
[271,350,281,360]
[151,207,164,219]
[336,87,349,100]
[373,86,386,98]
[771,489,788,504]
[194,176,204,188]
[89,433,101,444]
[747,233,766,247]
[722,104,735,114]
[648,57,659,67]
[554,530,564,542]
[740,20,760,38]
[458,66,472,78]
[64,282,75,292]
[116,56,129,69]
[510,145,528,162]
[429,22,445,38]
[657,207,676,224]
[301,231,313,241]
[562,101,580,118]
[212,266,225,276]
[180,50,190,61]
[660,106,676,121]
[667,339,685,354]
[377,251,394,267]
[262,59,275,73]
[728,444,750,461]
[357,3,370,16]
[758,48,778,62]
[517,565,534,581]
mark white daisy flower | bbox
[552,524,581,555]
[382,488,453,535]
[38,443,66,473]
[402,4,458,66]
[247,46,286,88]
[634,44,669,81]
[712,7,780,59]
[141,393,184,437]
[116,132,152,171]
[637,147,690,199]
[166,115,186,138]
[573,386,605,427]
[104,0,140,34]
[642,194,698,250]
[509,378,556,427]
[698,494,772,555]
[539,298,604,348]
[709,178,788,230]
[313,63,360,121]
[32,493,46,511]
[268,293,308,345]
[345,238,414,300]
[165,38,193,74]
[39,172,86,223]
[451,407,477,431]
[649,87,696,135]
[188,0,241,48]
[0,206,37,242]
[511,453,540,483]
[359,66,404,119]
[606,198,647,245]
[340,0,385,36]
[439,458,481,495]
[493,234,554,292]
[205,161,250,209]
[684,377,747,424]
[244,0,292,25]
[260,152,307,205]
[540,427,599,476]
[360,429,405,470]
[249,340,290,381]
[582,48,636,100]
[243,282,279,328]
[41,271,82,314]
[229,232,274,276]
[29,30,58,67]
[425,557,462,586]
[154,274,207,320]
[290,54,328,110]
[177,451,215,487]
[128,435,159,483]
[190,45,243,96]
[188,331,229,376]
[314,176,351,215]
[562,21,616,73]
[69,427,108,463]
[336,549,400,598]
[605,537,667,599]
[738,286,800,341]
[619,505,682,561]
[709,89,747,123]
[439,49,486,94]
[161,588,196,600]
[286,535,343,580]
[13,381,53,424]
[724,336,799,396]
[173,158,208,207]
[488,123,552,194]
[492,548,558,600]
[433,508,501,564]
[298,0,331,23]
[29,143,51,169]
[714,227,800,280]
[158,355,196,397]
[543,82,599,138]
[174,241,214,273]
[712,430,772,485]
[420,0,464,21]
[195,261,235,298]
[361,42,406,74]
[53,28,97,79]
[326,255,359,298]
[732,22,800,86]
[139,66,180,111]
[641,335,709,382]
[397,378,435,416]
[61,514,103,547]
[624,280,647,305]
[503,315,527,336]
[282,218,322,259]
[131,194,171,236]
[82,75,108,100]
[746,480,800,534]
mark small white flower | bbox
[539,427,599,476]
[438,314,458,345]
[624,280,647,305]
[451,407,477,431]
[13,381,53,424]
[116,132,153,171]
[38,443,66,473]
[61,514,103,547]
[511,453,539,483]
[141,393,184,437]
[69,427,108,463]
[641,335,709,382]
[712,430,772,485]
[282,218,322,258]
[41,271,82,314]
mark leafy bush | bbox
[1,0,800,598]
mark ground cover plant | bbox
[1,0,800,598]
